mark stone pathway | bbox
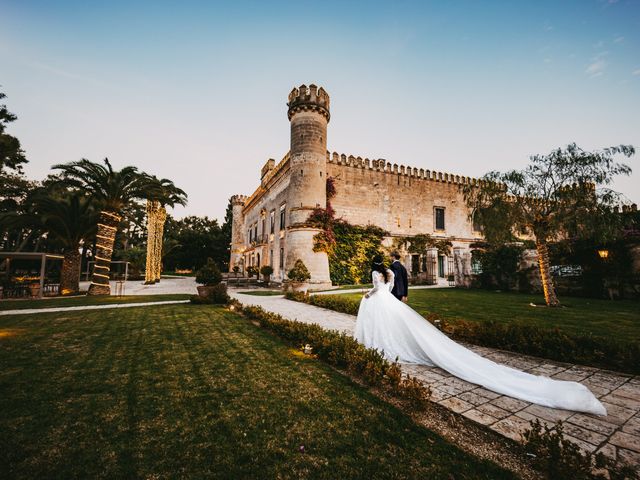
[0,300,190,316]
[231,290,640,468]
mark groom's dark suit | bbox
[390,260,408,301]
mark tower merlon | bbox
[287,84,330,122]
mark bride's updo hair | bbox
[371,254,390,283]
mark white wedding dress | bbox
[354,270,606,416]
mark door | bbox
[438,256,445,278]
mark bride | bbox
[354,255,606,416]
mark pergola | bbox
[0,252,65,299]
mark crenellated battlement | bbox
[230,194,247,206]
[287,84,330,122]
[326,151,482,186]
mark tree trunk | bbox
[87,210,121,296]
[60,248,81,295]
[535,238,560,307]
[155,206,167,282]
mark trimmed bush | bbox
[195,258,222,286]
[287,259,311,282]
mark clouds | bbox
[586,52,608,77]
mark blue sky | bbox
[2,0,639,221]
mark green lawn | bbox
[0,304,514,479]
[341,288,640,341]
[0,294,191,311]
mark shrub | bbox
[260,265,273,279]
[190,284,229,305]
[286,291,361,316]
[232,266,240,274]
[234,302,431,409]
[246,266,258,278]
[523,420,637,480]
[444,318,640,375]
[288,259,311,282]
[195,258,222,286]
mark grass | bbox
[340,288,640,341]
[0,304,515,479]
[0,294,191,311]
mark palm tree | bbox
[53,158,148,295]
[143,176,187,283]
[36,194,97,294]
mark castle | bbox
[230,84,483,287]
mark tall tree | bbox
[52,158,148,295]
[0,91,27,174]
[143,176,187,283]
[464,143,634,306]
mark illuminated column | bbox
[88,210,121,295]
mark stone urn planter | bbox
[29,283,41,298]
[197,285,217,298]
[287,281,309,294]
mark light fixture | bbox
[597,249,609,259]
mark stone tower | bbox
[229,195,247,272]
[285,84,331,288]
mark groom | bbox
[389,252,408,302]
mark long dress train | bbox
[354,270,606,416]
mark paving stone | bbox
[440,376,476,392]
[438,396,473,414]
[564,434,598,453]
[521,404,574,422]
[622,416,640,436]
[515,410,555,429]
[491,415,531,442]
[462,408,498,426]
[477,402,511,420]
[583,373,630,392]
[470,387,502,400]
[490,396,530,412]
[600,401,637,426]
[617,448,640,467]
[611,383,640,402]
[609,431,640,453]
[601,393,640,410]
[553,370,592,382]
[435,384,463,396]
[596,443,617,462]
[429,387,451,402]
[458,391,492,407]
[562,421,608,446]
[567,413,619,436]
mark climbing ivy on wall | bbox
[308,177,388,285]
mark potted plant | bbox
[232,265,240,276]
[195,258,223,297]
[287,259,311,293]
[260,265,274,286]
[246,265,258,278]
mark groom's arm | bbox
[402,266,409,296]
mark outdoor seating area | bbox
[0,252,64,299]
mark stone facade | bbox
[230,84,484,286]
